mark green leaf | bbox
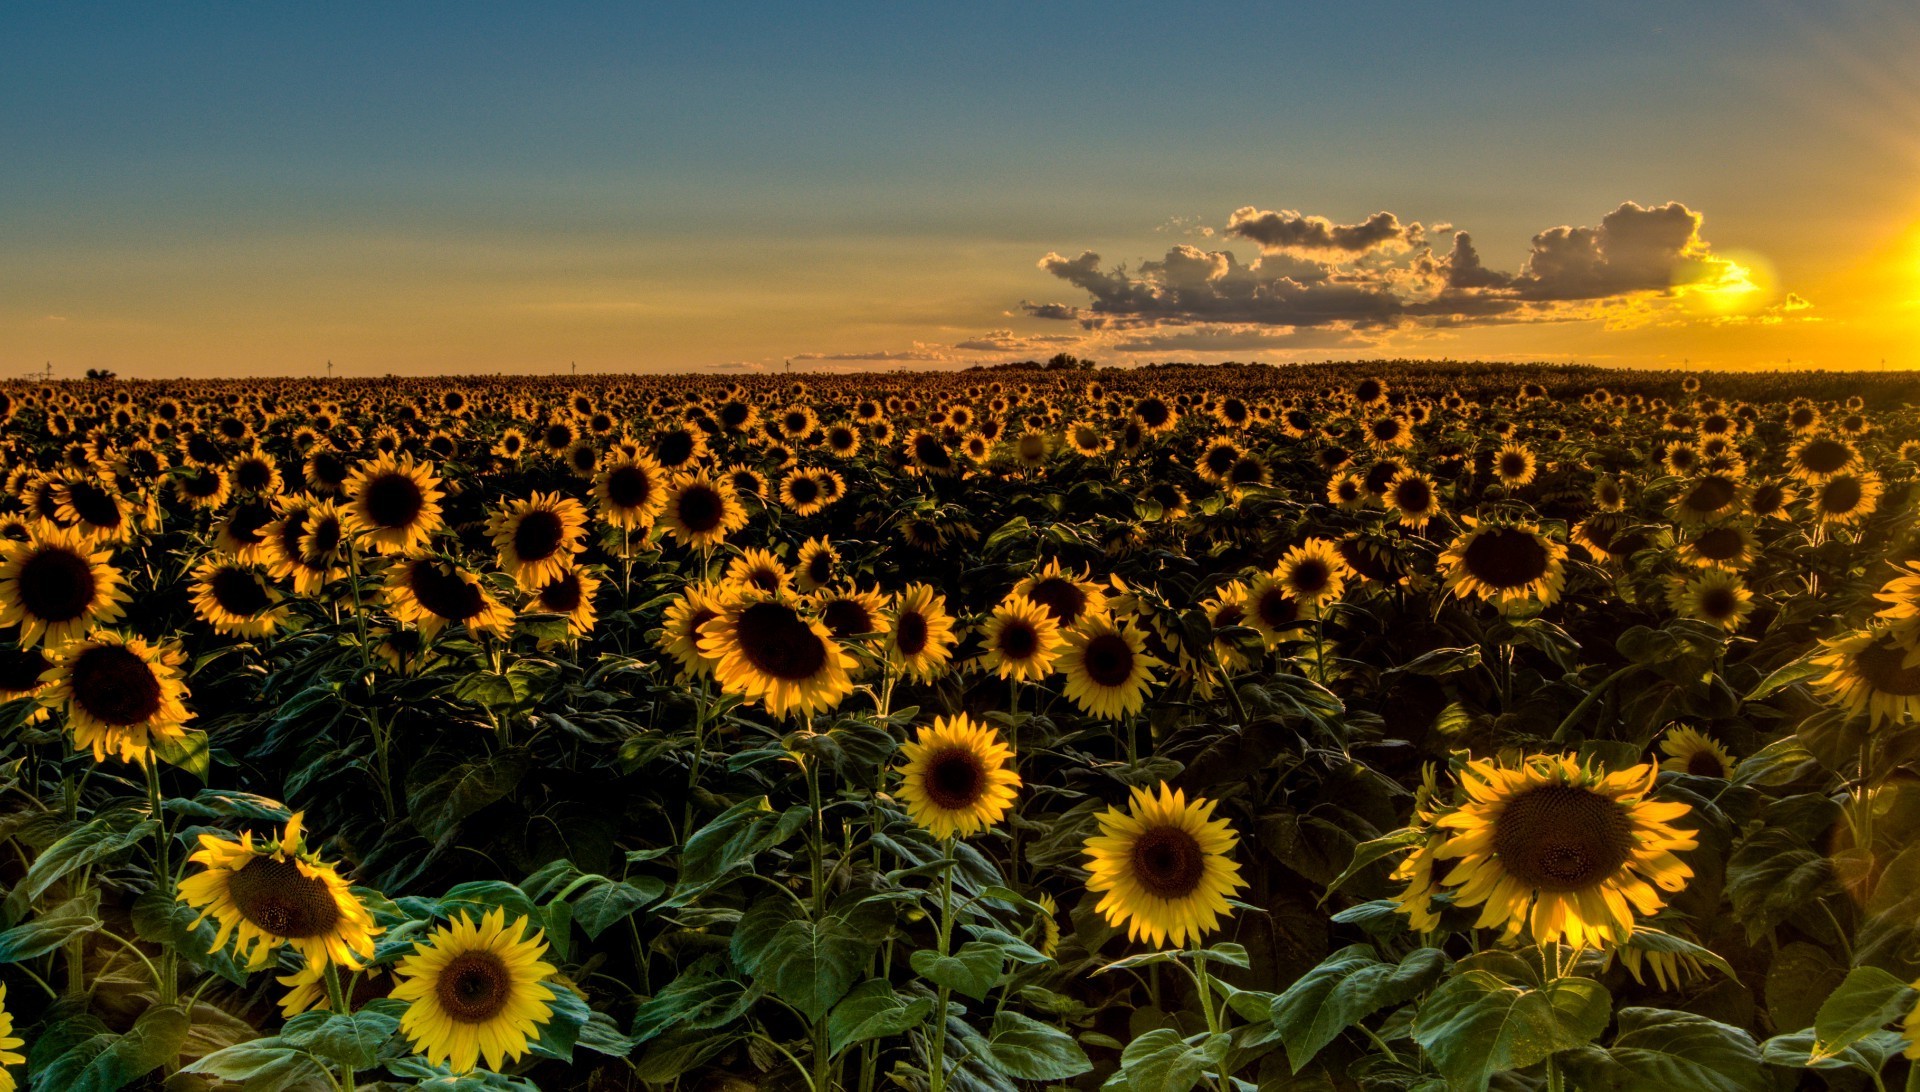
[827,980,932,1056]
[0,892,101,963]
[163,788,291,822]
[1745,656,1823,701]
[987,1011,1092,1081]
[570,877,665,939]
[8,815,156,916]
[732,896,892,1021]
[665,797,807,907]
[70,1003,192,1092]
[280,1009,401,1070]
[1411,972,1610,1092]
[1762,1028,1906,1076]
[630,970,757,1043]
[150,728,211,780]
[1267,944,1447,1071]
[1561,1008,1765,1092]
[408,750,528,840]
[1731,738,1824,787]
[436,881,541,924]
[1389,646,1483,677]
[1812,966,1917,1060]
[1102,1028,1229,1092]
[1322,828,1426,899]
[180,1037,329,1089]
[525,988,594,1063]
[912,941,1006,1001]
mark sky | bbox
[2,2,1917,378]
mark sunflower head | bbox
[1440,520,1567,609]
[391,907,558,1074]
[1083,782,1247,949]
[895,714,1021,840]
[177,812,381,970]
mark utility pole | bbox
[326,360,334,379]
[571,361,577,377]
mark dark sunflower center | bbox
[1255,587,1296,629]
[1691,527,1744,561]
[1750,484,1784,513]
[181,468,224,499]
[1205,446,1238,475]
[1212,602,1245,629]
[1287,560,1332,597]
[805,552,834,586]
[1025,578,1086,624]
[1137,399,1170,428]
[227,503,273,546]
[408,564,486,622]
[820,598,873,639]
[675,485,724,533]
[1130,825,1206,899]
[1499,453,1529,478]
[1364,461,1401,494]
[302,517,342,559]
[736,602,829,680]
[17,546,98,623]
[996,619,1040,660]
[894,611,930,656]
[210,568,272,617]
[65,482,124,527]
[512,510,566,561]
[922,746,988,811]
[544,424,573,449]
[227,856,342,939]
[1395,479,1432,512]
[309,452,348,488]
[1081,632,1135,688]
[362,472,425,529]
[0,647,51,693]
[436,950,513,1024]
[1462,528,1550,588]
[606,465,656,508]
[1697,586,1740,619]
[914,435,952,470]
[1685,477,1735,512]
[1686,750,1725,777]
[1798,438,1852,474]
[1820,477,1864,513]
[235,459,274,492]
[1853,638,1920,696]
[539,573,584,613]
[1229,456,1267,485]
[656,431,696,467]
[68,644,164,726]
[1491,784,1635,891]
[788,476,821,505]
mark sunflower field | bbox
[5,362,1920,1092]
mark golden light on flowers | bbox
[699,589,856,718]
[391,907,558,1074]
[1810,470,1881,527]
[1492,443,1538,487]
[794,536,838,593]
[1667,568,1754,631]
[661,471,749,550]
[0,522,131,649]
[887,583,959,682]
[41,631,192,766]
[488,492,588,591]
[1059,614,1162,719]
[0,985,24,1091]
[1083,782,1246,949]
[659,581,734,679]
[724,547,793,596]
[530,566,600,639]
[1440,520,1567,607]
[383,558,514,640]
[1385,470,1441,531]
[1273,537,1349,605]
[190,558,288,637]
[342,451,445,555]
[1670,472,1745,524]
[1786,434,1859,482]
[1406,754,1697,948]
[593,453,668,530]
[978,593,1063,682]
[1810,629,1920,728]
[895,714,1021,839]
[1658,726,1734,779]
[177,812,380,970]
[1013,559,1107,627]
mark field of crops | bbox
[4,361,1920,1091]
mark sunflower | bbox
[51,475,134,542]
[1810,471,1881,527]
[40,631,191,766]
[661,471,749,550]
[1327,473,1368,510]
[1385,470,1441,531]
[1746,478,1793,520]
[1241,571,1305,645]
[1810,629,1920,728]
[1409,754,1697,947]
[812,585,888,648]
[1492,444,1537,487]
[1273,537,1349,606]
[894,714,1021,839]
[1199,580,1255,671]
[1676,523,1755,570]
[389,908,559,1075]
[906,430,959,476]
[0,646,52,722]
[699,590,856,718]
[1012,559,1107,627]
[1065,420,1112,458]
[1658,726,1734,779]
[383,558,514,640]
[342,452,444,555]
[173,463,234,509]
[177,812,380,971]
[778,468,830,516]
[263,497,348,596]
[0,522,130,647]
[529,566,599,639]
[887,583,959,682]
[1439,520,1567,608]
[190,559,288,638]
[658,581,734,679]
[1667,569,1753,631]
[724,547,792,596]
[1083,782,1246,949]
[1058,614,1162,719]
[1875,562,1920,641]
[487,492,588,591]
[1786,433,1859,482]
[593,453,668,531]
[794,537,839,593]
[0,985,22,1091]
[978,593,1063,682]
[1670,472,1745,524]
[1592,477,1627,512]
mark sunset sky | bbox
[3,3,1917,378]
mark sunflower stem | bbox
[343,537,396,822]
[144,758,179,1005]
[807,755,834,1092]
[929,835,956,1092]
[1550,663,1639,743]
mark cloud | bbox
[1225,207,1418,254]
[1110,325,1367,353]
[1018,300,1083,321]
[791,346,952,363]
[708,360,764,372]
[952,329,1083,352]
[1506,201,1728,301]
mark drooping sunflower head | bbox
[391,907,559,1075]
[724,547,793,597]
[794,537,839,593]
[343,452,445,555]
[895,714,1021,840]
[0,521,129,648]
[1439,520,1567,608]
[1677,522,1755,570]
[1811,628,1920,728]
[1658,726,1735,779]
[1083,782,1247,949]
[698,589,855,718]
[176,812,381,971]
[1671,472,1745,524]
[1414,754,1697,948]
[1013,559,1106,627]
[41,630,191,766]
